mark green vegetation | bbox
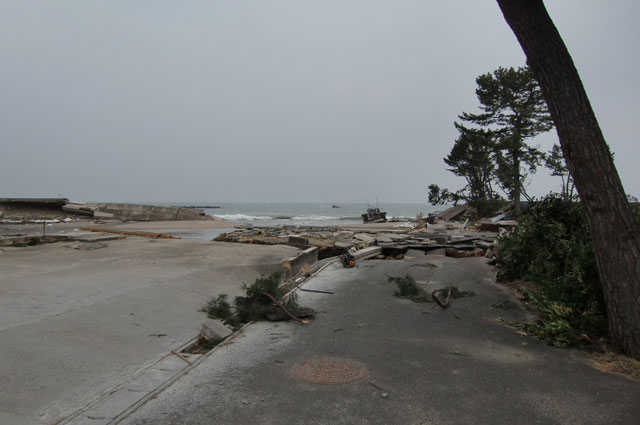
[388,275,473,304]
[202,272,309,330]
[201,294,232,320]
[389,274,430,302]
[496,196,606,347]
[429,65,555,215]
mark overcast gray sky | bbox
[1,1,638,203]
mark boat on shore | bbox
[361,207,387,223]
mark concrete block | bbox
[200,319,233,341]
[288,235,309,248]
[283,246,318,276]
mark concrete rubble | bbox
[214,219,504,262]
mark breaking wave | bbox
[214,214,360,222]
[214,214,273,221]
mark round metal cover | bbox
[290,356,369,385]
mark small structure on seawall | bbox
[362,207,387,223]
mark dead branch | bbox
[431,285,453,309]
[257,291,308,324]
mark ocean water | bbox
[199,202,439,227]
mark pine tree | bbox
[460,66,553,212]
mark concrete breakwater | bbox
[0,198,212,221]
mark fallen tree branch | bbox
[171,349,193,365]
[257,291,308,324]
[431,285,453,309]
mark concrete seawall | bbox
[0,198,212,221]
[87,203,212,221]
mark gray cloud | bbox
[1,1,638,203]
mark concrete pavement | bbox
[0,238,298,425]
[121,255,640,425]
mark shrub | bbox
[202,272,307,330]
[496,196,607,346]
[201,294,232,320]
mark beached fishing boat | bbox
[361,207,387,223]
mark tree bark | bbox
[512,151,521,214]
[496,0,640,358]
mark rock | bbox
[66,241,107,250]
[200,319,233,341]
[389,234,410,242]
[0,211,4,219]
[485,247,494,258]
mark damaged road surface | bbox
[121,256,640,425]
[0,238,298,425]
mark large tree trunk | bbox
[496,0,640,358]
[512,151,521,214]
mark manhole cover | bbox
[290,356,369,385]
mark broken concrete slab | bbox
[374,234,394,244]
[353,246,382,259]
[69,232,126,243]
[446,248,486,258]
[66,241,108,250]
[287,235,309,248]
[435,204,468,221]
[354,233,376,243]
[86,203,212,222]
[477,220,518,232]
[434,235,449,244]
[200,319,233,341]
[474,240,494,250]
[334,242,354,250]
[283,247,318,276]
